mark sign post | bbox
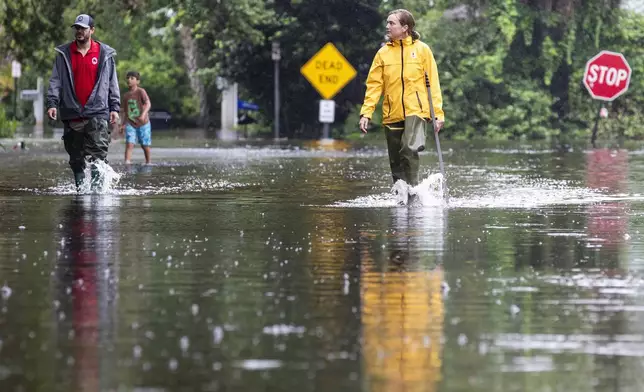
[582,50,631,147]
[272,41,281,140]
[11,60,21,120]
[300,43,356,140]
[19,77,45,127]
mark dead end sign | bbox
[300,43,357,100]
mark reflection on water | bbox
[55,196,120,391]
[586,149,629,254]
[4,142,644,391]
[361,207,446,391]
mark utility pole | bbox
[272,41,281,140]
[11,61,21,120]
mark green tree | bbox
[0,0,72,70]
[164,0,281,128]
[61,0,198,122]
[384,0,644,141]
[213,0,382,138]
[3,0,642,140]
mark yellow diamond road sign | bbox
[300,43,357,100]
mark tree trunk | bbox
[544,0,577,123]
[529,17,547,83]
[179,25,211,128]
[550,60,571,121]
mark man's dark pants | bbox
[62,117,110,190]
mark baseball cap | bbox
[71,14,94,28]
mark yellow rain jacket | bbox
[360,36,444,125]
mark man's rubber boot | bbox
[73,172,85,193]
[407,193,421,207]
[392,180,410,206]
[90,165,102,191]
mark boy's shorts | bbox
[125,122,152,146]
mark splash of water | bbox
[76,160,122,194]
[391,174,447,207]
[409,173,446,207]
[332,173,447,208]
[20,166,248,196]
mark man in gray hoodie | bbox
[47,14,120,191]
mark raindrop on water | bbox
[213,326,224,344]
[1,285,12,300]
[180,336,190,352]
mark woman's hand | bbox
[359,117,370,133]
[434,119,444,133]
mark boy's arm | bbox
[141,88,151,118]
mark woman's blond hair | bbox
[389,9,420,41]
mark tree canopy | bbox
[1,0,642,140]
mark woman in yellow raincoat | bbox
[359,9,445,189]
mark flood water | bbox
[1,134,644,391]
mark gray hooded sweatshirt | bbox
[46,41,120,121]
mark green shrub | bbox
[0,106,19,138]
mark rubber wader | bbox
[385,115,427,187]
[62,118,111,192]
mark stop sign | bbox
[583,50,631,101]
